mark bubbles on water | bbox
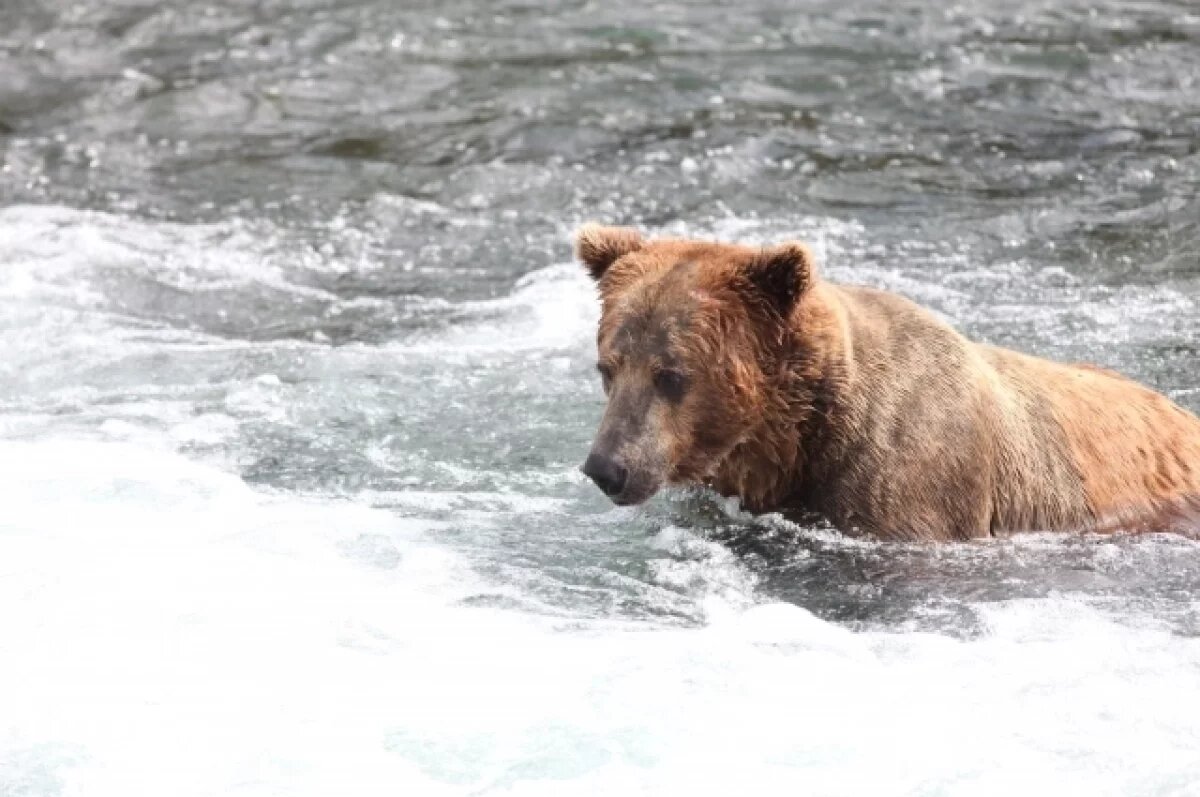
[646,525,760,621]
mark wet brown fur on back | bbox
[577,225,1200,540]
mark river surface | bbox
[3,1,1200,794]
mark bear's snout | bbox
[582,452,628,500]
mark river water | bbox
[3,1,1200,794]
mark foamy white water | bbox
[3,205,1200,796]
[4,440,1200,796]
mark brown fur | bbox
[576,225,1200,541]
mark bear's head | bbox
[575,223,817,506]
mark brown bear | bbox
[575,223,1200,541]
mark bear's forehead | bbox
[609,306,686,354]
[601,292,702,370]
[598,246,747,364]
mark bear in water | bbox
[576,224,1200,540]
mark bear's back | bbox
[818,282,1200,537]
[981,345,1200,532]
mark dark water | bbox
[3,2,1200,793]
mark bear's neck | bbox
[709,282,853,512]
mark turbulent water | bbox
[3,1,1200,794]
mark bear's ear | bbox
[739,241,815,318]
[575,223,645,281]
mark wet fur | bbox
[578,225,1200,541]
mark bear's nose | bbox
[582,453,627,499]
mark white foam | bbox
[3,439,1200,795]
[0,204,335,303]
[647,524,760,621]
[392,262,600,357]
[0,438,481,796]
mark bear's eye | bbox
[596,362,614,392]
[652,369,687,402]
